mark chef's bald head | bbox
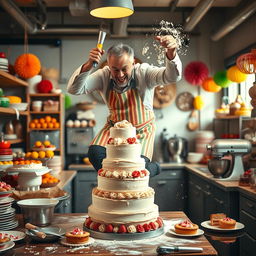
[107,43,134,63]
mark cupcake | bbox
[174,220,198,235]
[219,217,236,229]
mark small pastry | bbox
[65,228,90,244]
[219,217,236,229]
[210,213,226,226]
[174,220,198,235]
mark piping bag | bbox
[157,246,203,254]
[93,30,107,68]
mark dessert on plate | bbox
[210,213,227,226]
[65,228,90,244]
[174,220,199,235]
[219,217,236,229]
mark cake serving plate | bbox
[83,224,164,240]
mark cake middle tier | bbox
[105,144,143,161]
[98,176,149,191]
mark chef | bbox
[67,35,182,176]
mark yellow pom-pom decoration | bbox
[14,53,41,79]
[227,65,247,83]
[193,95,204,110]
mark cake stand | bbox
[6,166,50,191]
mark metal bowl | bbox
[17,198,59,226]
[208,159,231,178]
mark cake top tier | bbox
[110,120,136,140]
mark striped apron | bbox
[91,80,156,160]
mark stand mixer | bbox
[207,139,251,180]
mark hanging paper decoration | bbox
[14,53,41,79]
[202,77,221,92]
[193,95,204,110]
[236,49,256,74]
[227,65,247,83]
[184,61,209,85]
[213,71,232,88]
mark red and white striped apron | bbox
[91,82,156,160]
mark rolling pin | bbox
[25,223,46,239]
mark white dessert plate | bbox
[169,228,204,237]
[0,241,15,252]
[60,237,94,247]
[201,220,244,232]
[0,230,26,241]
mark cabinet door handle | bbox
[246,202,254,209]
[195,185,202,191]
[157,181,167,185]
[214,198,224,205]
[204,191,211,196]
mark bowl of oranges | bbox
[32,140,56,152]
[40,173,60,188]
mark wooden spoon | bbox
[187,110,199,131]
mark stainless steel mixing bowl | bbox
[208,159,231,178]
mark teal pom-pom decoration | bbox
[65,94,72,109]
[213,71,232,88]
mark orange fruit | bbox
[35,141,42,147]
[43,140,51,147]
[51,118,57,124]
[36,123,42,129]
[31,151,39,159]
[29,122,36,128]
[33,119,39,124]
[46,150,54,158]
[25,152,32,158]
[39,118,45,124]
[54,122,60,128]
[38,151,46,158]
[47,123,54,128]
[42,123,48,129]
[45,116,52,122]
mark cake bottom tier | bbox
[88,204,159,225]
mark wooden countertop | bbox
[57,170,77,189]
[6,212,217,256]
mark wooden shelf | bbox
[30,111,60,114]
[0,70,28,87]
[29,128,60,131]
[7,139,24,144]
[0,107,28,115]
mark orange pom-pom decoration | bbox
[14,53,41,79]
[202,77,222,93]
[37,80,53,93]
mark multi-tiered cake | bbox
[84,120,163,237]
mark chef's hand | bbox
[155,35,178,60]
[80,47,105,73]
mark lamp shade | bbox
[90,0,134,19]
[236,49,256,74]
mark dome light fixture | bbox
[89,0,134,19]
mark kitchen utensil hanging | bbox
[187,109,199,131]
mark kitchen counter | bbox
[5,212,217,256]
[68,163,256,197]
[57,170,77,189]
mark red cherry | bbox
[0,52,6,58]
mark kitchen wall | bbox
[1,10,255,162]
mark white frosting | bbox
[98,176,149,191]
[88,204,159,224]
[106,144,142,161]
[13,163,43,169]
[110,126,136,139]
[102,159,145,169]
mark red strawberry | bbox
[118,225,127,233]
[143,223,151,232]
[98,168,104,176]
[127,137,136,144]
[132,171,140,178]
[149,222,157,230]
[90,222,100,231]
[0,52,6,58]
[105,224,113,233]
[136,224,145,233]
[156,217,163,228]
[85,217,92,228]
[107,138,114,144]
[141,170,147,176]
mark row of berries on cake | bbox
[85,217,163,233]
[107,137,137,145]
[98,169,149,179]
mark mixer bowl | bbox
[208,159,231,178]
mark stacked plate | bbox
[0,57,8,72]
[0,197,18,230]
[0,149,13,171]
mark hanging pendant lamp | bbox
[89,0,134,19]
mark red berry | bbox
[132,171,140,178]
[118,225,127,233]
[91,222,100,231]
[85,217,92,228]
[136,224,145,233]
[98,168,104,176]
[107,138,113,144]
[105,224,113,233]
[141,170,147,176]
[149,222,157,230]
[127,137,136,144]
[0,52,6,58]
[143,223,151,232]
[156,217,163,228]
